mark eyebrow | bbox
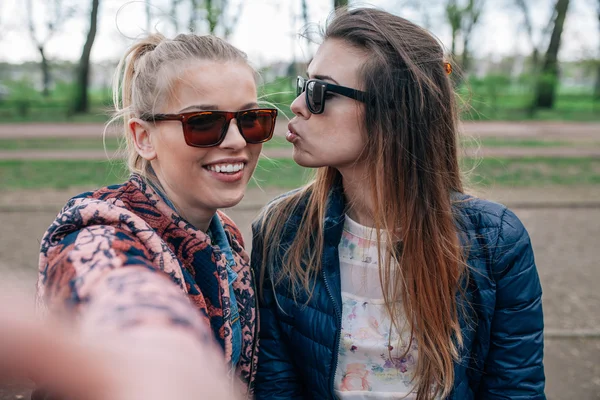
[178,102,259,112]
[307,73,340,85]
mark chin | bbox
[216,191,246,209]
[292,153,324,169]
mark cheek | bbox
[246,144,262,167]
[155,126,196,158]
[154,125,182,152]
[325,107,364,144]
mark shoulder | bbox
[253,187,310,229]
[454,194,534,279]
[265,187,308,210]
[453,193,526,241]
[41,182,149,257]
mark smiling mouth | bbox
[203,162,246,174]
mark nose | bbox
[290,92,310,119]
[219,119,247,151]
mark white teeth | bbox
[207,163,245,173]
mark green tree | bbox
[595,0,600,100]
[188,0,244,38]
[444,0,485,75]
[446,0,462,56]
[460,0,484,73]
[534,0,570,109]
[25,0,76,97]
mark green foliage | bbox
[457,73,599,121]
[463,157,600,187]
[258,77,296,118]
[0,73,598,123]
[534,72,561,109]
[0,79,111,121]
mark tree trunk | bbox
[39,46,50,97]
[74,0,100,114]
[460,0,483,78]
[531,48,540,73]
[451,29,457,56]
[462,37,470,74]
[534,0,570,109]
[445,1,461,58]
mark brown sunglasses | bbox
[140,108,278,148]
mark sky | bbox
[0,0,598,67]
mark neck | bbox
[151,172,215,233]
[338,164,375,228]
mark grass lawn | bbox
[1,157,599,190]
[463,157,600,186]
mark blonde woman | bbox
[253,8,545,400]
[1,33,276,400]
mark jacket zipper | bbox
[322,255,342,399]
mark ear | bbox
[129,118,157,161]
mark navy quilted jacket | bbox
[252,187,545,399]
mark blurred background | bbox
[0,0,599,399]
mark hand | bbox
[0,283,241,400]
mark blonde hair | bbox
[107,33,252,182]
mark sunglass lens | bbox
[307,81,324,113]
[239,110,275,143]
[185,112,226,146]
[296,77,305,97]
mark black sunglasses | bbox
[140,108,278,148]
[296,76,369,114]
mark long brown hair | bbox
[256,8,467,399]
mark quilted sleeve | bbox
[251,223,304,400]
[478,209,546,399]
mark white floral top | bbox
[335,215,418,399]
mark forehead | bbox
[164,60,257,111]
[308,39,368,88]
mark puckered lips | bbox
[286,122,300,143]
